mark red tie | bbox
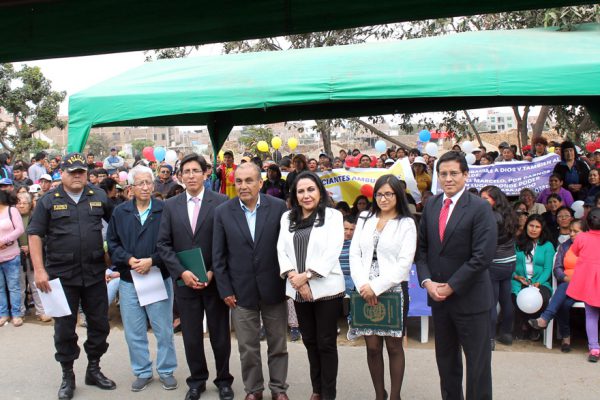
[439,198,452,242]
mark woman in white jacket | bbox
[277,171,345,400]
[349,174,417,400]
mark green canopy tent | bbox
[1,0,595,62]
[68,23,600,154]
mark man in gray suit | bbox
[213,162,289,400]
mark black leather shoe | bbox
[185,384,206,400]
[219,386,235,400]
[58,366,76,400]
[85,358,116,390]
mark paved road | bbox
[1,320,598,399]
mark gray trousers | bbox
[231,301,289,395]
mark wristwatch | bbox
[306,270,313,280]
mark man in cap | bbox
[384,158,395,169]
[103,147,124,175]
[154,164,177,196]
[28,152,116,400]
[471,148,483,165]
[216,150,237,199]
[39,173,53,196]
[0,177,14,192]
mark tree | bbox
[131,139,154,156]
[239,126,274,151]
[0,64,66,159]
[86,133,110,159]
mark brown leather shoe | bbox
[272,393,289,400]
[245,392,263,400]
[309,394,321,400]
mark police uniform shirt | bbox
[27,184,113,287]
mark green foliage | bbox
[86,133,110,158]
[239,126,274,151]
[0,63,66,159]
[131,139,154,156]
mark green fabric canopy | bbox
[1,0,595,63]
[67,23,600,153]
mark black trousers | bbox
[295,297,342,400]
[176,293,233,389]
[432,306,492,400]
[54,281,109,363]
[490,277,514,338]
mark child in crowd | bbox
[566,207,600,362]
[339,215,357,340]
[542,193,563,232]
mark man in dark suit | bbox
[416,151,497,400]
[157,153,233,400]
[213,162,289,400]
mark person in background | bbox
[512,214,555,341]
[13,165,33,189]
[583,168,600,201]
[16,192,50,322]
[480,153,494,165]
[513,201,529,237]
[279,157,293,173]
[408,149,420,165]
[412,156,431,195]
[307,158,319,172]
[480,186,518,348]
[86,153,96,171]
[351,195,370,218]
[28,152,47,183]
[0,190,26,327]
[565,208,600,362]
[349,175,417,400]
[261,164,287,200]
[357,154,370,169]
[277,172,345,400]
[537,174,574,209]
[541,193,564,233]
[154,164,177,196]
[526,137,549,160]
[48,157,61,176]
[338,150,348,165]
[285,155,309,198]
[552,206,574,247]
[384,159,395,169]
[339,215,357,341]
[100,178,123,207]
[334,201,351,217]
[216,150,237,199]
[332,157,343,169]
[529,218,584,352]
[553,140,590,201]
[519,188,546,216]
[103,147,125,175]
[593,149,600,169]
[0,178,14,193]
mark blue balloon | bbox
[154,146,166,162]
[374,140,387,153]
[418,129,431,142]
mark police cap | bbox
[61,152,87,172]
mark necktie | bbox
[190,197,200,233]
[439,198,452,242]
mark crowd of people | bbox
[0,136,599,400]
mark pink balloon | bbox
[143,146,155,161]
[118,171,128,182]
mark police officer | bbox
[28,152,116,400]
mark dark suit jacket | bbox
[416,190,497,314]
[212,193,288,309]
[157,190,228,297]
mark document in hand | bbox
[350,291,403,331]
[176,247,208,287]
[35,278,72,317]
[131,266,168,306]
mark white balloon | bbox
[462,141,474,153]
[572,200,585,218]
[516,286,543,314]
[465,153,476,165]
[424,142,438,157]
[165,150,178,166]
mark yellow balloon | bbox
[287,137,298,151]
[257,141,269,153]
[218,150,225,161]
[548,146,555,154]
[271,137,282,150]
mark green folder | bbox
[176,248,208,287]
[350,291,403,331]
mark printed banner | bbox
[432,153,560,196]
[319,158,421,205]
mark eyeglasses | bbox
[132,181,153,188]
[182,169,203,176]
[160,170,171,174]
[557,215,572,220]
[375,192,395,200]
[438,171,463,179]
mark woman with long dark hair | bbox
[351,195,370,217]
[349,175,416,400]
[512,214,556,341]
[277,171,345,400]
[480,186,518,347]
[285,154,309,198]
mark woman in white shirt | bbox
[277,171,345,400]
[349,174,417,400]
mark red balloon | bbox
[360,184,374,199]
[585,142,597,153]
[354,154,363,167]
[345,156,354,167]
[143,146,156,161]
[370,155,377,167]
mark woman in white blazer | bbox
[349,174,417,400]
[277,171,344,400]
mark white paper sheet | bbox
[131,266,168,306]
[35,278,72,317]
